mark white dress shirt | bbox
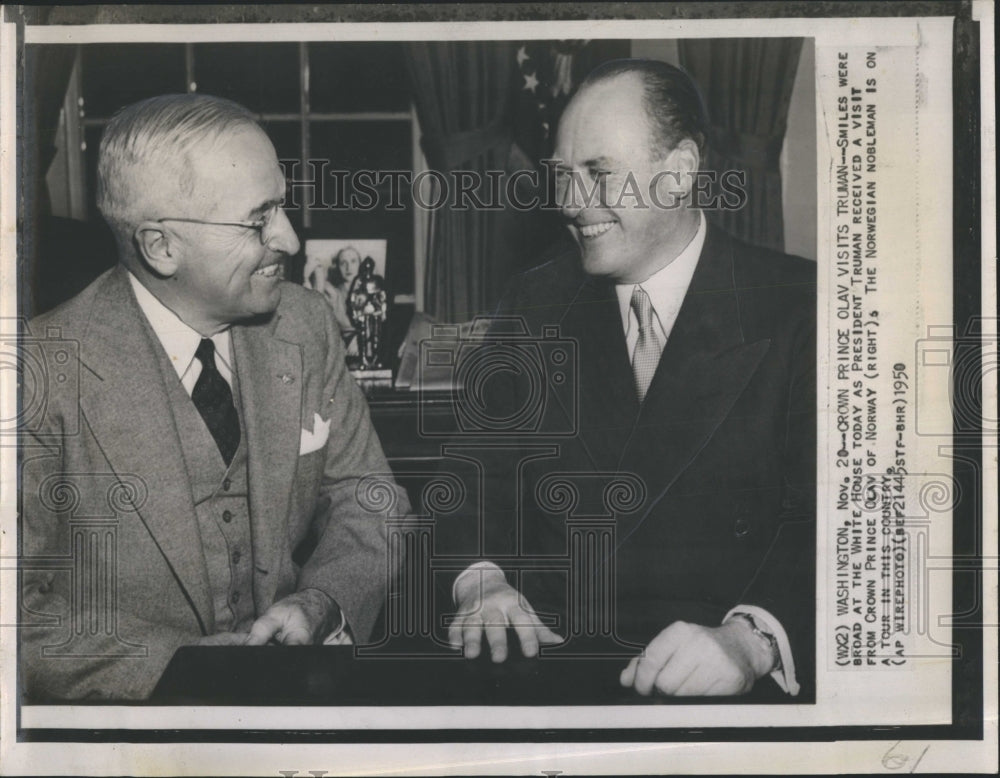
[128,271,234,394]
[615,211,707,360]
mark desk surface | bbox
[150,645,786,706]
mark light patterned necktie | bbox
[630,286,662,403]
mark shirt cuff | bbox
[299,587,351,644]
[723,604,800,696]
[321,606,349,644]
[452,561,506,604]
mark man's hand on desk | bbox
[245,588,342,646]
[619,619,776,696]
[194,632,251,647]
[449,568,561,662]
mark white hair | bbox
[96,93,260,258]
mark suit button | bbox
[222,478,232,492]
[231,591,241,604]
[734,518,751,537]
[222,510,233,523]
[232,550,241,564]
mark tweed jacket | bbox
[19,266,406,700]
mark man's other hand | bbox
[448,570,561,662]
[245,588,337,646]
[194,632,250,647]
[619,620,775,696]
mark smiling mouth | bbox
[577,221,615,238]
[253,261,283,278]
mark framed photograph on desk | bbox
[302,238,390,371]
[303,238,388,285]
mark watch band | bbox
[729,611,782,673]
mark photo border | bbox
[0,2,993,774]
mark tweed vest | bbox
[148,332,257,633]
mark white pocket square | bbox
[299,412,331,455]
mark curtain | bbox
[22,6,114,316]
[405,42,521,322]
[23,42,79,316]
[679,38,803,252]
[406,40,631,320]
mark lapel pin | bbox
[278,373,295,385]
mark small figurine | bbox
[348,256,388,369]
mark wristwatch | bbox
[729,611,782,673]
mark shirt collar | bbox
[127,270,233,382]
[615,211,707,334]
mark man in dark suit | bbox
[19,94,408,699]
[447,60,815,697]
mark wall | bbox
[780,38,816,259]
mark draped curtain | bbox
[679,38,803,252]
[405,42,522,322]
[23,35,79,315]
[23,5,114,316]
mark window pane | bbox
[81,44,186,118]
[263,120,305,237]
[193,43,300,115]
[307,120,414,294]
[309,43,409,113]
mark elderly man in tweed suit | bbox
[19,94,407,700]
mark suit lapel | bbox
[231,313,302,610]
[617,226,771,535]
[76,267,214,633]
[559,279,638,470]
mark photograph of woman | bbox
[304,244,362,355]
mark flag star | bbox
[522,71,539,93]
[516,45,530,67]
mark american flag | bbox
[513,40,592,161]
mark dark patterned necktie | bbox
[630,286,662,403]
[191,338,240,465]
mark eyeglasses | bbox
[156,203,282,245]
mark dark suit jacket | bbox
[445,224,816,691]
[19,266,407,700]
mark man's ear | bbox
[133,222,179,277]
[664,139,700,198]
[650,139,701,208]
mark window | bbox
[56,42,419,298]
